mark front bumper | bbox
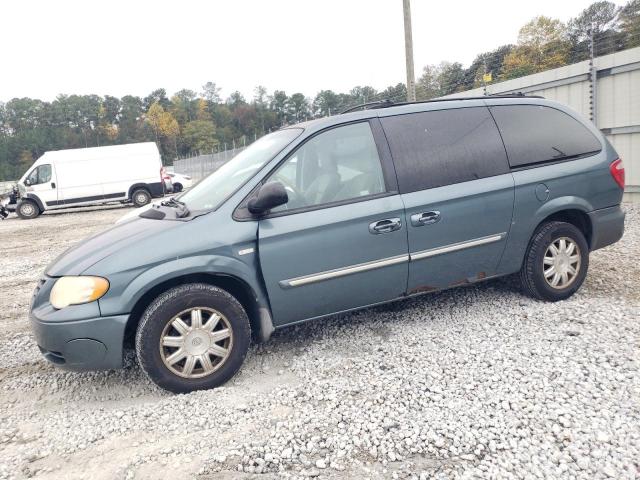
[588,204,625,251]
[31,312,128,371]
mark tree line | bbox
[0,0,638,181]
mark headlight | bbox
[50,276,110,309]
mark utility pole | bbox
[403,0,416,102]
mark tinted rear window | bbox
[381,107,509,192]
[489,105,602,167]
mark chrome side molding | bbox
[410,233,506,261]
[280,254,409,289]
[280,232,507,288]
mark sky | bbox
[0,0,623,102]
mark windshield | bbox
[178,128,303,212]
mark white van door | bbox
[24,163,59,208]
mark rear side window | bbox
[489,105,602,167]
[381,107,509,193]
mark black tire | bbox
[131,188,151,208]
[16,199,40,219]
[173,183,183,192]
[135,283,251,393]
[519,221,589,302]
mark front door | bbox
[24,163,58,208]
[257,121,409,326]
[380,105,515,292]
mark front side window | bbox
[490,105,602,167]
[27,164,52,185]
[267,122,386,213]
[178,128,302,211]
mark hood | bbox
[46,216,182,276]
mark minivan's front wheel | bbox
[135,283,250,393]
[520,221,589,302]
[17,199,40,220]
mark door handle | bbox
[369,218,402,234]
[411,210,441,226]
[51,182,56,189]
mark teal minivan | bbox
[31,95,625,392]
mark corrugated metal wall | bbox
[445,47,640,202]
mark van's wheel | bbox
[135,283,251,393]
[16,200,40,219]
[520,221,589,302]
[131,188,151,208]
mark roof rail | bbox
[339,93,544,115]
[340,99,395,114]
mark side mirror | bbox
[247,181,288,215]
[24,179,32,186]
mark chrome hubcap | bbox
[159,307,233,378]
[136,193,147,204]
[543,237,581,289]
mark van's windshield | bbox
[177,128,303,212]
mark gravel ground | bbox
[0,204,638,480]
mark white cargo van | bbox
[16,142,166,219]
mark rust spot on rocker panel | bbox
[408,285,438,295]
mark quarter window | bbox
[381,107,509,193]
[267,122,386,212]
[489,105,602,167]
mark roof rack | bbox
[339,93,544,115]
[340,99,395,114]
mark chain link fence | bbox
[172,147,246,182]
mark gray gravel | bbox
[0,205,638,480]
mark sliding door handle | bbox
[369,218,402,234]
[411,210,441,226]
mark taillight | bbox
[609,158,625,189]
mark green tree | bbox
[379,83,408,103]
[348,86,378,106]
[287,93,310,122]
[438,62,466,95]
[569,2,622,59]
[183,120,218,153]
[312,90,340,116]
[620,0,640,48]
[202,82,222,104]
[270,90,289,124]
[500,16,570,80]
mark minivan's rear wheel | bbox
[135,283,250,393]
[520,221,589,302]
[17,200,40,220]
[132,188,151,208]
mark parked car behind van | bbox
[167,172,193,192]
[16,142,166,219]
[30,96,625,393]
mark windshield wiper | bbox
[160,197,190,218]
